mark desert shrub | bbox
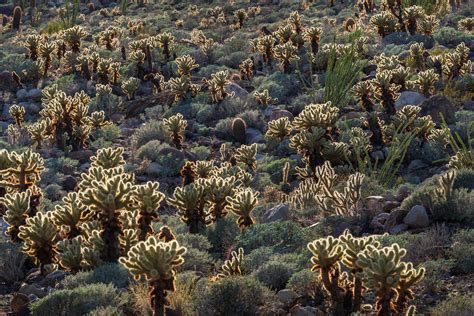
[242,247,275,273]
[253,173,274,192]
[44,183,65,201]
[189,146,211,160]
[137,140,171,162]
[168,272,201,316]
[429,294,474,316]
[420,259,455,293]
[430,189,474,224]
[193,276,267,315]
[253,72,300,103]
[287,269,324,301]
[131,120,168,148]
[254,261,296,291]
[177,233,215,272]
[449,229,474,274]
[58,263,130,289]
[258,157,295,183]
[91,124,121,143]
[31,283,124,316]
[235,221,310,254]
[86,306,124,316]
[154,152,186,177]
[307,215,350,238]
[204,217,240,254]
[453,169,474,191]
[0,242,26,284]
[434,27,474,49]
[195,103,216,124]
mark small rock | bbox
[226,83,249,100]
[62,175,77,191]
[363,64,377,75]
[18,283,47,298]
[261,204,291,223]
[370,212,390,229]
[277,289,298,305]
[384,208,409,232]
[68,149,94,162]
[270,109,294,121]
[159,147,186,160]
[290,305,320,316]
[371,150,384,160]
[25,102,41,113]
[10,293,30,314]
[395,91,426,109]
[16,89,28,100]
[419,95,456,124]
[365,196,385,214]
[383,201,400,212]
[404,205,429,228]
[44,270,69,285]
[26,88,42,101]
[396,184,411,202]
[408,159,428,173]
[245,128,263,144]
[390,223,409,234]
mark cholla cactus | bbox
[403,6,425,35]
[163,113,187,150]
[303,26,322,56]
[18,212,57,275]
[442,42,472,81]
[205,175,237,221]
[408,42,425,71]
[9,104,25,127]
[434,169,455,201]
[56,237,83,272]
[120,237,186,316]
[175,55,199,77]
[62,25,88,53]
[407,69,439,97]
[132,181,165,240]
[225,189,258,229]
[371,71,400,116]
[218,247,244,277]
[266,117,292,140]
[168,183,206,234]
[0,149,44,193]
[90,147,125,169]
[234,143,258,171]
[51,192,88,239]
[207,70,233,103]
[418,15,439,36]
[121,77,141,100]
[275,25,294,44]
[239,58,254,80]
[370,12,397,38]
[22,34,42,60]
[308,230,423,315]
[458,17,474,32]
[256,35,275,66]
[234,8,247,29]
[169,76,200,102]
[273,42,300,73]
[129,50,146,78]
[1,190,31,242]
[38,41,56,77]
[254,89,275,107]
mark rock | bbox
[290,305,320,316]
[159,147,186,160]
[383,201,400,212]
[62,175,77,191]
[383,208,409,233]
[404,205,429,228]
[371,150,384,160]
[363,64,377,75]
[270,109,294,121]
[16,88,28,100]
[10,293,30,314]
[245,128,263,144]
[41,270,69,287]
[419,95,456,124]
[120,126,135,137]
[25,102,41,113]
[382,32,435,49]
[408,159,428,173]
[226,83,249,100]
[68,149,94,162]
[390,223,409,234]
[370,212,390,229]
[396,184,411,202]
[261,204,291,223]
[277,289,298,305]
[365,196,385,214]
[18,283,47,298]
[145,162,163,178]
[26,89,42,101]
[395,91,426,109]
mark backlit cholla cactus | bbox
[62,25,88,53]
[442,42,472,82]
[458,17,474,32]
[434,169,455,201]
[234,8,247,29]
[207,70,234,103]
[205,175,237,221]
[403,6,425,35]
[27,119,52,149]
[22,34,42,60]
[225,189,258,230]
[121,77,141,100]
[273,42,300,73]
[387,105,435,142]
[0,149,44,193]
[266,117,292,140]
[289,102,349,170]
[233,143,258,172]
[254,89,276,107]
[408,42,425,71]
[9,104,25,128]
[256,35,275,67]
[370,11,398,38]
[56,237,83,272]
[168,183,206,234]
[418,15,439,36]
[371,71,401,116]
[407,69,439,97]
[308,230,424,315]
[51,192,88,239]
[303,26,323,56]
[163,113,187,150]
[132,182,165,241]
[218,247,244,278]
[120,237,186,316]
[18,212,57,275]
[156,32,175,61]
[1,190,31,242]
[239,58,254,80]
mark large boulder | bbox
[404,205,430,228]
[261,204,291,223]
[277,289,298,305]
[384,208,409,233]
[419,95,456,124]
[226,83,249,100]
[395,91,426,109]
[245,128,264,144]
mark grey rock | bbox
[290,305,319,316]
[390,223,409,234]
[365,196,385,214]
[62,175,78,191]
[404,205,429,228]
[261,204,291,223]
[371,150,384,160]
[408,159,428,173]
[370,212,390,229]
[396,184,411,202]
[270,109,294,121]
[159,147,186,160]
[16,89,28,100]
[25,102,41,113]
[277,289,298,305]
[383,201,400,212]
[420,95,456,124]
[384,208,409,232]
[226,83,249,100]
[18,283,47,298]
[395,91,426,109]
[145,162,163,178]
[245,127,263,144]
[26,88,42,101]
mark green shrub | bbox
[131,120,168,148]
[449,229,474,274]
[58,263,130,289]
[429,294,474,316]
[193,276,268,315]
[31,283,124,316]
[204,217,240,254]
[190,146,211,160]
[235,221,310,254]
[287,269,324,301]
[86,306,124,316]
[434,27,474,49]
[242,247,275,273]
[420,259,455,293]
[254,261,296,291]
[137,140,171,162]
